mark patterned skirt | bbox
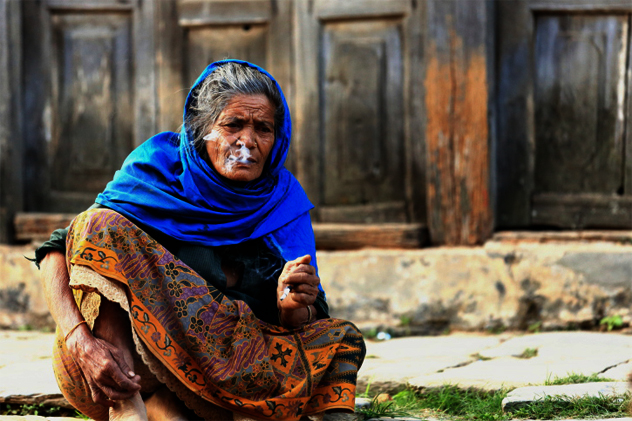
[53,209,365,421]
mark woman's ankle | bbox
[109,392,148,421]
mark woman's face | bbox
[204,94,276,182]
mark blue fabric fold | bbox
[95,60,319,276]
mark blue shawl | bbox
[95,60,319,274]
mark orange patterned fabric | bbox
[55,209,365,420]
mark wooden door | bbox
[294,0,425,225]
[21,0,156,213]
[497,0,632,229]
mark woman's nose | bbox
[236,128,257,148]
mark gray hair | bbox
[187,62,284,161]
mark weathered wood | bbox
[534,15,628,195]
[295,0,426,227]
[532,193,632,229]
[625,19,632,195]
[46,0,133,11]
[321,19,405,208]
[21,0,50,213]
[312,0,409,19]
[50,13,134,194]
[424,0,493,245]
[529,0,632,11]
[21,0,152,215]
[319,202,407,223]
[497,0,632,231]
[493,230,632,243]
[0,0,23,244]
[14,213,428,250]
[178,0,272,26]
[156,0,185,133]
[495,0,535,228]
[313,223,427,249]
[14,213,75,242]
[134,0,158,146]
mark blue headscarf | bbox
[95,60,318,273]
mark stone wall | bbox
[2,238,632,333]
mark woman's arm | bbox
[40,251,141,406]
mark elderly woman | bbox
[35,60,365,421]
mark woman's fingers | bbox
[88,380,114,407]
[284,271,319,286]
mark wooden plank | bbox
[46,1,133,12]
[495,0,535,228]
[178,0,271,26]
[424,0,493,245]
[0,0,23,243]
[529,0,632,11]
[293,0,322,213]
[532,193,632,229]
[494,230,632,243]
[313,0,410,20]
[405,0,427,225]
[14,213,75,242]
[14,213,428,250]
[134,0,157,145]
[625,13,632,195]
[21,0,50,213]
[319,202,408,223]
[313,223,427,249]
[156,0,185,133]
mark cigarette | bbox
[280,286,291,301]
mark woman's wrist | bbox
[65,322,92,352]
[279,305,314,329]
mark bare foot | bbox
[145,386,189,421]
[109,392,148,421]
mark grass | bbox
[355,371,629,420]
[0,403,81,417]
[516,347,538,359]
[545,372,617,385]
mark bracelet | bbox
[64,320,87,342]
[306,305,313,324]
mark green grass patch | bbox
[545,372,617,385]
[356,385,631,420]
[0,403,81,417]
[511,393,630,419]
[516,347,538,359]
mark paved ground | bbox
[2,330,632,420]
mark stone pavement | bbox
[3,330,632,420]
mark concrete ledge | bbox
[4,237,632,332]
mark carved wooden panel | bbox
[50,14,133,194]
[497,1,632,229]
[321,20,405,210]
[185,24,268,85]
[534,14,628,195]
[295,0,424,225]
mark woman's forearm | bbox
[40,251,88,337]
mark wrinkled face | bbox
[204,94,276,182]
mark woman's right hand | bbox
[65,325,141,407]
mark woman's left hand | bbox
[277,254,320,311]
